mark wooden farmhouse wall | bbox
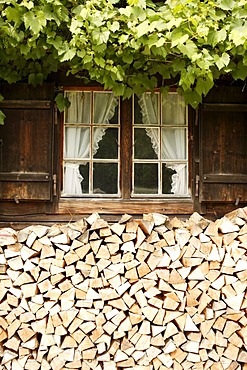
[0,81,246,224]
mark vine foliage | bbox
[1,0,247,122]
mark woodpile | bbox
[1,207,247,370]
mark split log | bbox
[0,207,247,369]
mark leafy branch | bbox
[1,0,247,109]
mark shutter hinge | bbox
[235,195,242,206]
[53,174,57,196]
[195,175,200,197]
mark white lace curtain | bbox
[138,93,187,195]
[64,91,118,195]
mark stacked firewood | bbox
[1,208,247,370]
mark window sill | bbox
[58,198,194,215]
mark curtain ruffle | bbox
[92,94,118,156]
[138,94,159,156]
[138,94,187,195]
[64,92,119,195]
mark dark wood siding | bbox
[199,87,247,205]
[0,83,56,207]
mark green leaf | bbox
[28,72,44,86]
[157,65,171,79]
[214,52,230,70]
[0,109,6,125]
[108,21,120,32]
[154,37,166,48]
[119,34,129,44]
[83,55,93,64]
[20,0,34,10]
[55,93,71,112]
[180,67,196,90]
[171,30,189,47]
[20,44,30,55]
[113,83,125,96]
[177,40,198,59]
[160,86,169,96]
[122,53,133,64]
[5,6,21,24]
[77,50,86,59]
[196,25,209,38]
[166,18,183,31]
[123,86,133,99]
[95,57,106,68]
[51,36,63,50]
[60,49,76,62]
[196,75,214,96]
[132,6,146,21]
[183,89,202,109]
[127,0,139,5]
[232,63,247,80]
[207,29,227,47]
[230,26,247,47]
[70,19,83,34]
[172,58,186,72]
[136,20,150,38]
[46,54,59,72]
[133,60,143,69]
[0,94,5,124]
[128,0,146,6]
[23,11,44,34]
[151,46,167,58]
[119,7,132,18]
[92,29,110,44]
[73,5,88,18]
[217,0,235,10]
[152,19,166,32]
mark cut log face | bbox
[0,207,247,369]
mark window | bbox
[62,88,189,198]
[133,92,188,196]
[63,90,120,196]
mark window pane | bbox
[162,164,177,194]
[162,94,186,125]
[134,163,158,194]
[64,127,90,160]
[79,163,89,194]
[161,128,187,160]
[63,162,88,195]
[134,95,143,124]
[93,128,118,159]
[109,103,119,124]
[65,92,91,124]
[166,164,188,195]
[93,163,118,194]
[137,93,159,125]
[94,92,118,124]
[134,128,158,159]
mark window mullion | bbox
[159,94,162,195]
[90,92,94,195]
[120,98,132,199]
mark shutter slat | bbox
[0,100,51,109]
[0,173,51,182]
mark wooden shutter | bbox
[0,83,55,203]
[199,86,247,205]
